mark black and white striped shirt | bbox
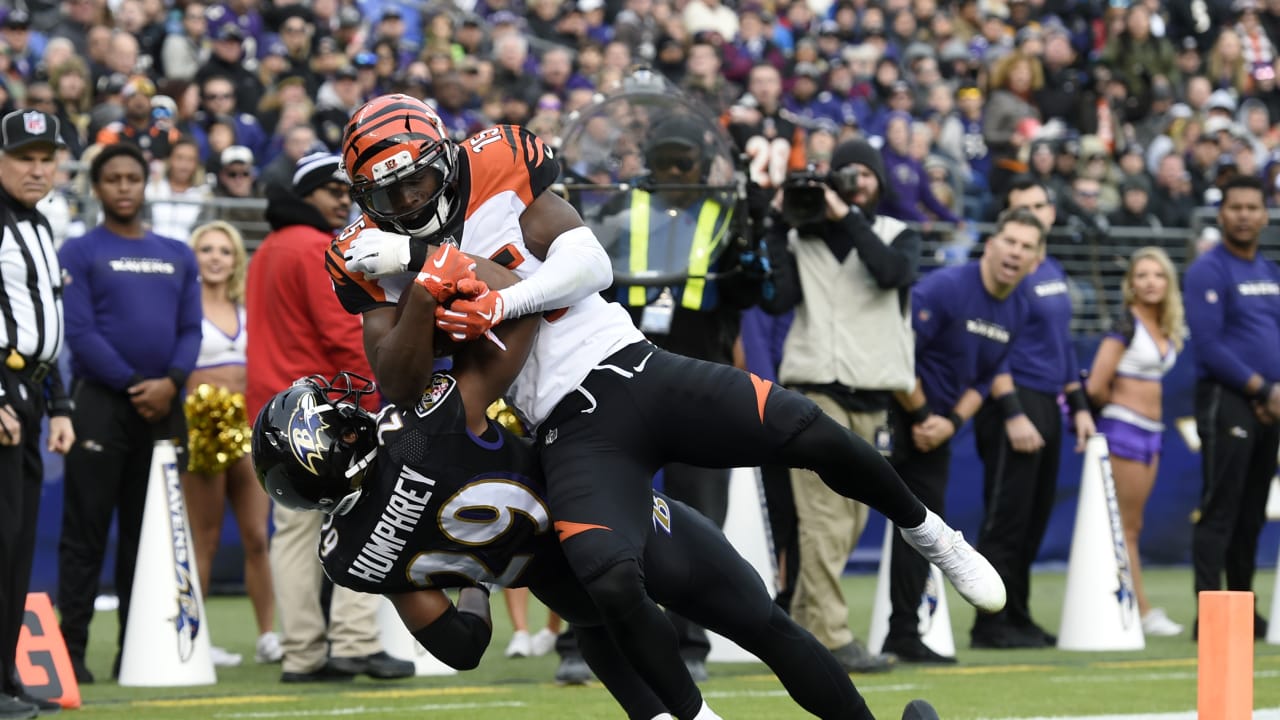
[0,199,63,364]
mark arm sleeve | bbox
[168,244,204,382]
[410,604,493,671]
[1185,261,1259,391]
[57,239,139,390]
[498,225,613,319]
[845,216,920,289]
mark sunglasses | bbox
[222,170,251,179]
[1075,189,1100,198]
[652,155,698,172]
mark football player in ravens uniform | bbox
[327,93,998,719]
[252,258,941,720]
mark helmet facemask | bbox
[350,136,460,240]
[253,372,380,515]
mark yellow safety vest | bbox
[627,190,729,310]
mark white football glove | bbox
[344,228,414,278]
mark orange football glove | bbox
[435,282,506,342]
[413,243,477,303]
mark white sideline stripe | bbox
[980,709,1280,720]
[1049,669,1280,683]
[212,701,527,718]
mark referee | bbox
[0,109,75,719]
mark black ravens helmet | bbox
[252,372,379,513]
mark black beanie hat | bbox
[831,139,886,188]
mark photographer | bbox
[762,138,917,673]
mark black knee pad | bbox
[584,559,648,618]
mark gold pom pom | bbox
[485,399,527,437]
[184,384,252,475]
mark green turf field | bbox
[71,567,1280,718]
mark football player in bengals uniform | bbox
[254,263,942,720]
[327,94,1002,719]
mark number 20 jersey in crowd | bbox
[319,372,559,594]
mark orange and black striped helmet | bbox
[340,94,460,238]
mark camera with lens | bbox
[780,169,833,227]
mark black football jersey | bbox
[319,373,556,594]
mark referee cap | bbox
[0,110,66,153]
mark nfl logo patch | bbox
[23,112,45,135]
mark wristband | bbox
[1067,387,1090,415]
[995,391,1025,420]
[947,411,964,432]
[907,404,930,425]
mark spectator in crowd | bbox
[198,74,267,159]
[160,1,208,83]
[208,144,265,244]
[599,114,765,682]
[48,0,98,54]
[681,38,740,116]
[313,67,365,152]
[180,221,281,667]
[0,108,75,720]
[57,143,202,683]
[147,135,210,242]
[880,111,964,227]
[1150,151,1196,227]
[196,27,265,121]
[94,76,182,163]
[886,207,1041,664]
[245,152,414,683]
[259,125,320,195]
[1186,174,1279,640]
[48,56,91,158]
[762,137,914,673]
[984,52,1042,200]
[1205,27,1251,95]
[971,177,1095,649]
[1086,246,1186,637]
[1108,175,1164,229]
[1099,3,1178,105]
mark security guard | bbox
[602,113,761,681]
[0,109,75,719]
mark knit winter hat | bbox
[293,152,348,197]
[830,138,886,188]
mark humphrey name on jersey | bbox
[348,466,437,583]
[965,318,1011,344]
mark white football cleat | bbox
[900,511,1006,614]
